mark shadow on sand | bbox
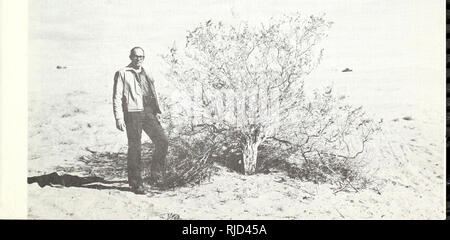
[28,143,160,193]
[28,172,131,192]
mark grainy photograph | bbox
[27,0,446,219]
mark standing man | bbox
[113,47,168,194]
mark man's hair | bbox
[130,47,145,56]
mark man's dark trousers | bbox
[124,111,168,188]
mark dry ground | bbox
[28,66,445,219]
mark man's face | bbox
[130,48,145,68]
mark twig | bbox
[85,147,97,154]
[268,137,293,145]
[335,208,345,218]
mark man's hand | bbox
[116,119,126,131]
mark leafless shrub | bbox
[159,13,380,192]
[274,87,381,191]
[162,13,332,174]
[156,98,221,189]
[161,133,218,189]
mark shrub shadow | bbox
[211,141,299,175]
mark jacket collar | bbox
[124,64,154,83]
[125,64,146,74]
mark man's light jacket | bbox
[113,65,162,121]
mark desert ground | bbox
[27,65,445,219]
[27,0,445,219]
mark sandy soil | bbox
[27,65,446,219]
[26,0,445,220]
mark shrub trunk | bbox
[242,140,260,175]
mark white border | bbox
[0,0,28,219]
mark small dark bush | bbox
[160,136,218,189]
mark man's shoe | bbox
[131,185,146,195]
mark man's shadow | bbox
[28,143,160,193]
[29,141,220,192]
[28,172,131,192]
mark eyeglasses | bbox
[132,55,145,59]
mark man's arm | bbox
[113,71,126,131]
